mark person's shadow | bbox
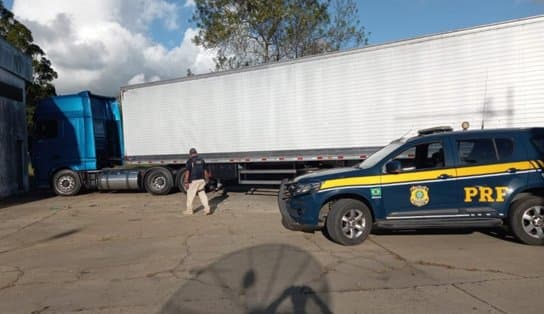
[244,268,332,314]
[259,285,332,314]
[209,190,229,212]
[160,244,331,314]
[192,190,229,214]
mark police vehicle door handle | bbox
[506,168,517,174]
[438,174,451,179]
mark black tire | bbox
[144,167,173,195]
[281,217,298,231]
[52,169,82,196]
[326,199,372,245]
[509,196,544,245]
[177,169,216,193]
[176,168,188,194]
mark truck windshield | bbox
[358,142,403,169]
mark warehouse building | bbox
[0,38,32,198]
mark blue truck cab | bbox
[279,127,544,246]
[31,91,124,194]
[31,91,210,197]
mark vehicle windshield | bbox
[358,142,403,169]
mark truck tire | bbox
[509,196,544,245]
[176,168,188,194]
[52,169,82,196]
[144,167,173,195]
[326,199,372,245]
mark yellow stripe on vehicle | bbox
[529,160,541,169]
[456,161,534,177]
[321,168,457,190]
[381,168,457,184]
[320,160,536,190]
[321,175,381,190]
[537,160,544,168]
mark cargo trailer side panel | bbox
[121,16,544,159]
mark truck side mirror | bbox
[386,160,402,174]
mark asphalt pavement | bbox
[0,189,543,313]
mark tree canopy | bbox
[1,0,57,130]
[192,0,367,70]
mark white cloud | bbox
[127,73,162,85]
[184,0,196,8]
[127,73,147,85]
[12,0,214,96]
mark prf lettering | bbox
[464,186,508,202]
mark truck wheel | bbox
[176,169,188,194]
[145,167,173,195]
[510,196,544,245]
[52,169,82,196]
[326,199,372,245]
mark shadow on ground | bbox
[42,228,82,242]
[209,191,229,211]
[371,228,476,236]
[223,184,280,197]
[0,189,55,210]
[160,244,331,314]
[478,227,520,244]
[191,190,230,214]
[370,227,522,245]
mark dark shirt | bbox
[186,157,207,182]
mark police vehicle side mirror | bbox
[386,160,402,174]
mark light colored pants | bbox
[186,179,210,212]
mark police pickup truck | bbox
[278,127,544,246]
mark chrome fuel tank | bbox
[98,169,140,190]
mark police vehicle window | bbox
[532,138,544,154]
[359,142,403,169]
[495,138,514,160]
[427,143,444,163]
[34,120,58,139]
[458,139,498,165]
[390,142,444,172]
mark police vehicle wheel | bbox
[326,199,372,245]
[510,196,544,245]
[52,169,82,196]
[145,167,173,195]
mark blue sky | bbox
[6,0,544,95]
[359,0,544,44]
[5,0,544,47]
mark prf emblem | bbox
[464,186,508,202]
[410,186,429,207]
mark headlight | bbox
[293,182,321,196]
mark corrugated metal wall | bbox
[0,39,32,80]
[0,38,31,199]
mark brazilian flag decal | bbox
[371,188,382,199]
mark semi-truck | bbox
[31,15,544,196]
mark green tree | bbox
[192,0,367,70]
[0,0,57,130]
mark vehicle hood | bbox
[294,167,372,183]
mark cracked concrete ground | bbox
[0,189,543,313]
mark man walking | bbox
[184,148,211,215]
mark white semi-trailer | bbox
[33,16,544,195]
